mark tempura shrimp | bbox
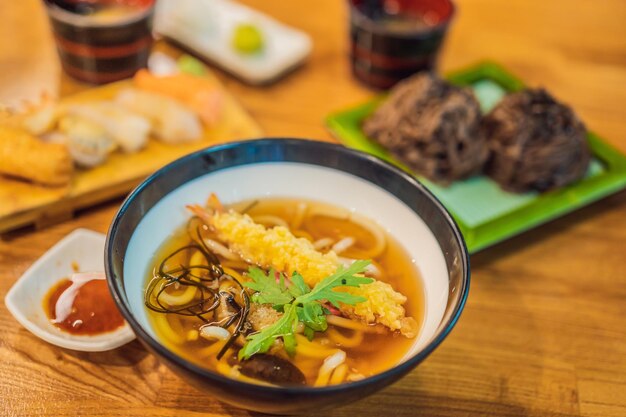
[188,195,418,337]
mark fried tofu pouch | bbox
[0,125,73,186]
[189,199,418,338]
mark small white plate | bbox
[154,0,313,85]
[4,228,135,352]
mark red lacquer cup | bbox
[44,0,155,84]
[348,0,455,89]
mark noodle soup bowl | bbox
[106,138,470,414]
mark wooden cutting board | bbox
[0,70,262,234]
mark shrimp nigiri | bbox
[67,102,151,153]
[116,88,203,144]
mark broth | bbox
[145,198,425,386]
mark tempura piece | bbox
[133,69,223,126]
[189,199,417,337]
[116,88,203,144]
[67,102,151,153]
[483,88,590,192]
[338,281,418,338]
[58,116,116,167]
[248,304,283,332]
[0,125,73,186]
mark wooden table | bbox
[1,1,625,416]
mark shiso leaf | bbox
[239,260,373,359]
[297,303,327,332]
[244,268,293,306]
[239,304,298,360]
[295,260,373,307]
[288,272,311,298]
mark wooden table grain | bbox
[1,1,625,416]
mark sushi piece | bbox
[66,102,151,153]
[133,69,223,126]
[116,88,203,144]
[0,125,73,186]
[363,72,488,184]
[58,116,116,168]
[482,88,590,192]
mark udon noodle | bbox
[144,196,424,386]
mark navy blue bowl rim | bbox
[105,137,470,395]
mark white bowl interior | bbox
[124,162,449,361]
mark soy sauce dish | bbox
[105,138,470,414]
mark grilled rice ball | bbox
[363,72,488,184]
[483,88,590,193]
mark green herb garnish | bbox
[245,268,294,306]
[239,260,373,360]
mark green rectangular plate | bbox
[326,61,626,253]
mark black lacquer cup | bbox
[43,0,155,84]
[348,0,455,89]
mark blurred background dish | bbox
[0,57,262,234]
[326,62,626,252]
[154,0,313,85]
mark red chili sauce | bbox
[44,278,125,335]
